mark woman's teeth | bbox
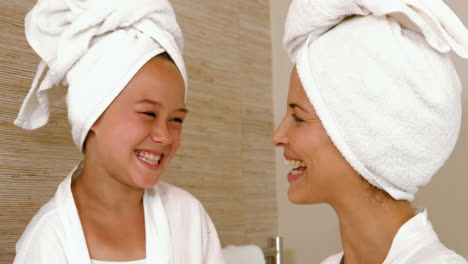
[136,151,161,165]
[285,160,306,169]
[286,160,306,175]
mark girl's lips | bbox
[134,150,164,171]
[137,157,161,170]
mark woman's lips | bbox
[288,166,306,183]
[285,159,307,183]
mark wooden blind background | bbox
[0,0,277,262]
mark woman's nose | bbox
[272,118,288,147]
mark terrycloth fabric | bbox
[320,210,468,263]
[91,260,146,264]
[284,0,468,61]
[14,0,187,151]
[13,162,226,264]
[222,245,266,264]
[283,0,468,200]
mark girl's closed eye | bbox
[142,112,156,117]
[171,117,184,124]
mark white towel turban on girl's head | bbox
[283,0,468,200]
[14,0,187,151]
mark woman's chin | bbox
[288,186,309,204]
[287,183,322,205]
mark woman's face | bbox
[88,55,186,189]
[272,67,358,204]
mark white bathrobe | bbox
[321,211,467,264]
[13,162,225,264]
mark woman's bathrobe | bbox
[321,211,467,264]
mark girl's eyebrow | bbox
[137,99,189,113]
[289,103,307,113]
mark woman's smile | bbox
[285,158,307,183]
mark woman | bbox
[13,0,224,263]
[273,0,468,263]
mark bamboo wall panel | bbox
[0,0,277,262]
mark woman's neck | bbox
[331,190,415,264]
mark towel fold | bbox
[222,245,266,264]
[284,0,468,61]
[15,0,187,150]
[283,0,468,200]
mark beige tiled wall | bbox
[0,0,277,262]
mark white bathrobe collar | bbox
[320,210,465,264]
[55,161,173,263]
[384,210,436,263]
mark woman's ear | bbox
[90,116,103,133]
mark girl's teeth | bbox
[137,151,161,165]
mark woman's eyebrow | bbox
[137,99,189,113]
[289,103,307,113]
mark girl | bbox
[13,0,224,263]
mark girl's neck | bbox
[71,158,144,214]
[331,191,415,264]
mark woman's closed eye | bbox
[292,114,305,122]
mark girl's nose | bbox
[151,121,172,145]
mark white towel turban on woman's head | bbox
[283,0,468,201]
[14,0,187,151]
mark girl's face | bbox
[272,67,358,204]
[88,56,186,189]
